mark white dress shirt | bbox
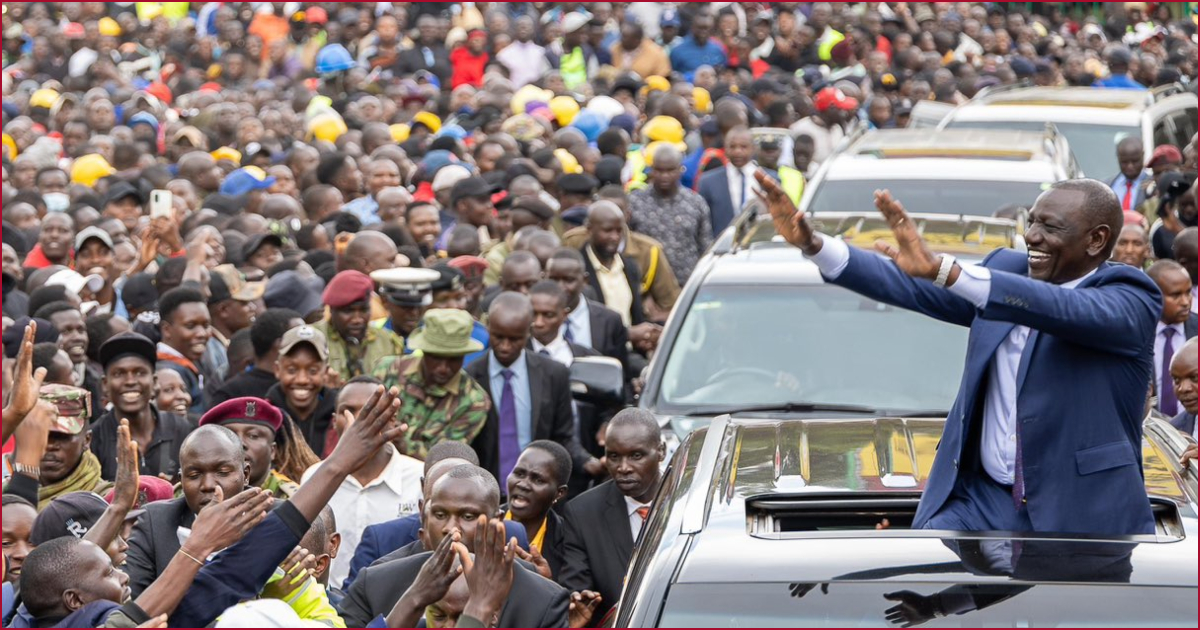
[624,494,652,541]
[809,236,1094,485]
[532,335,574,368]
[301,446,423,588]
[725,162,761,213]
[564,298,594,349]
[1154,321,1187,416]
[495,40,548,87]
[1192,286,1197,315]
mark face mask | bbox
[43,192,70,213]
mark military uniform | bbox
[262,469,299,499]
[371,309,490,460]
[313,319,406,383]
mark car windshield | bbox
[808,179,1050,217]
[943,119,1140,180]
[658,582,1196,627]
[655,285,968,414]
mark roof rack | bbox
[1150,82,1187,102]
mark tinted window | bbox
[660,583,1196,627]
[809,179,1050,217]
[943,119,1140,180]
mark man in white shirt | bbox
[1146,260,1198,417]
[496,15,549,87]
[301,376,423,588]
[755,171,1160,536]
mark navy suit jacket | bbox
[830,246,1161,535]
[342,513,529,592]
[1170,411,1196,436]
[698,166,778,236]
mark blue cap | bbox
[610,113,636,136]
[420,150,457,176]
[220,168,277,196]
[128,111,159,132]
[570,110,607,143]
[436,124,468,141]
[660,9,681,27]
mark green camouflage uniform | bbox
[262,469,299,499]
[313,319,406,383]
[371,355,491,460]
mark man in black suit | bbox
[466,292,600,487]
[545,249,629,372]
[340,465,570,628]
[125,424,250,597]
[394,15,453,86]
[1168,337,1197,438]
[1147,260,1198,417]
[578,201,646,327]
[559,409,666,623]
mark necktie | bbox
[498,369,520,485]
[635,506,651,521]
[737,169,747,210]
[1161,328,1178,415]
[422,47,434,67]
[563,319,576,343]
[1123,180,1134,212]
[538,348,551,356]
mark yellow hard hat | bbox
[549,96,580,127]
[30,88,60,110]
[512,84,553,116]
[389,123,410,143]
[554,148,582,175]
[693,87,712,114]
[642,115,685,145]
[98,16,122,37]
[644,75,670,95]
[211,146,242,164]
[1,133,15,161]
[411,111,442,134]
[307,112,348,143]
[70,154,117,187]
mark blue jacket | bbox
[698,166,778,237]
[343,513,529,592]
[830,247,1160,535]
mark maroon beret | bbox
[322,270,375,308]
[448,256,489,280]
[198,397,283,433]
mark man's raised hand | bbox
[326,385,407,474]
[754,169,819,253]
[3,320,48,441]
[872,190,942,281]
[185,486,273,558]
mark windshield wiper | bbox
[682,403,950,417]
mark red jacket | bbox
[449,46,488,89]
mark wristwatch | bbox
[934,254,957,288]
[13,462,40,478]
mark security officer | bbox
[198,396,298,499]
[430,263,489,365]
[557,172,600,229]
[313,270,405,384]
[370,267,441,350]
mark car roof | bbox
[825,128,1066,182]
[971,86,1154,110]
[947,104,1142,127]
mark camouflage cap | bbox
[38,384,91,435]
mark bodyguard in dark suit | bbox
[545,250,630,371]
[466,292,597,486]
[578,202,646,327]
[1146,260,1198,417]
[393,16,452,85]
[758,173,1162,535]
[1168,336,1197,438]
[340,465,569,628]
[559,410,665,623]
[698,127,779,236]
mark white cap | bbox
[45,269,104,296]
[432,164,472,192]
[562,11,593,34]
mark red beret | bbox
[448,256,489,280]
[323,270,375,308]
[199,397,283,433]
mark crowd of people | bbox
[1,1,1198,627]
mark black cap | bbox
[595,155,625,187]
[3,317,60,358]
[99,331,157,370]
[30,492,109,545]
[430,263,464,292]
[3,221,28,257]
[611,74,643,96]
[241,233,284,262]
[558,173,599,195]
[511,197,555,222]
[104,181,142,208]
[122,273,159,312]
[201,193,246,216]
[208,271,233,305]
[1159,171,1196,206]
[751,78,787,96]
[449,177,495,207]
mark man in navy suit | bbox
[698,126,778,236]
[1146,260,1198,417]
[1168,337,1197,439]
[757,171,1161,535]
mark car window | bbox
[656,285,968,414]
[944,119,1139,179]
[1153,116,1174,149]
[1168,108,1197,148]
[809,179,1050,217]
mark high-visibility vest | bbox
[780,166,805,208]
[625,148,648,191]
[817,29,845,61]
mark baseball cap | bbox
[221,167,277,196]
[279,325,328,361]
[121,273,159,312]
[45,268,104,296]
[30,492,112,545]
[450,177,495,207]
[813,87,859,112]
[432,164,472,193]
[211,264,266,303]
[39,384,91,435]
[74,226,114,253]
[99,331,157,370]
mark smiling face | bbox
[506,447,566,522]
[76,240,115,286]
[1023,188,1113,284]
[49,309,88,366]
[162,302,211,362]
[276,345,327,413]
[39,214,74,263]
[105,356,156,417]
[153,367,190,415]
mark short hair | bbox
[488,291,534,320]
[607,408,662,442]
[344,375,383,387]
[227,328,254,362]
[1047,179,1123,256]
[251,308,302,358]
[32,342,62,372]
[158,287,205,325]
[316,152,350,186]
[437,464,501,508]
[2,494,35,510]
[526,440,572,487]
[27,285,72,318]
[20,537,86,616]
[597,184,626,202]
[33,301,78,322]
[548,247,586,269]
[1174,227,1198,259]
[596,128,627,157]
[1147,259,1187,283]
[180,424,244,459]
[85,313,118,364]
[529,280,567,307]
[425,441,480,471]
[155,257,188,295]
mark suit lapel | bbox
[604,482,635,559]
[1015,329,1039,395]
[527,354,545,439]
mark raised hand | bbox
[262,546,317,598]
[568,590,602,628]
[12,399,57,469]
[753,170,819,253]
[3,320,49,441]
[461,516,516,625]
[112,419,142,511]
[515,543,552,580]
[388,530,463,628]
[326,386,406,475]
[185,486,273,558]
[871,190,942,281]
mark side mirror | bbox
[569,356,624,406]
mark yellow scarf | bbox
[37,451,106,510]
[505,511,546,552]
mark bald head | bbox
[180,424,244,461]
[342,230,398,273]
[651,144,682,169]
[586,200,624,225]
[259,194,303,221]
